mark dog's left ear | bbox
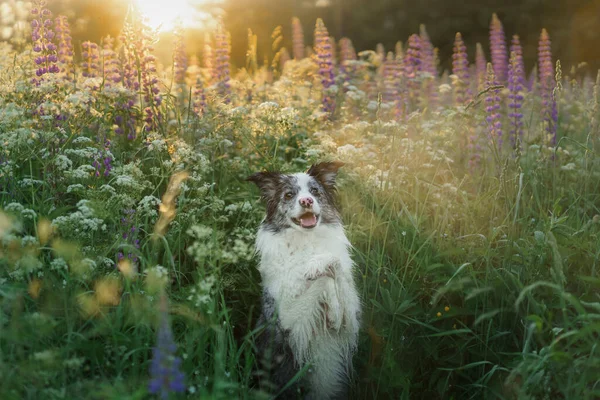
[307,161,344,188]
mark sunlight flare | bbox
[133,0,201,31]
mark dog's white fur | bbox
[255,173,360,398]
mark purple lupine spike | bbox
[339,37,357,63]
[404,33,422,110]
[508,51,524,148]
[292,17,305,60]
[148,295,186,399]
[419,25,436,78]
[475,43,487,91]
[173,22,187,85]
[510,35,526,89]
[538,28,556,144]
[452,32,471,105]
[419,24,438,107]
[314,18,336,117]
[203,32,215,87]
[490,13,508,84]
[381,52,398,103]
[214,19,231,101]
[102,35,121,85]
[485,62,503,148]
[81,41,100,78]
[30,0,60,85]
[54,15,73,80]
[193,77,207,117]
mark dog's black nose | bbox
[299,196,313,208]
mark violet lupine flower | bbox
[510,35,526,88]
[452,32,471,105]
[102,35,121,85]
[538,28,556,144]
[339,37,356,81]
[507,51,524,148]
[81,41,100,78]
[148,295,186,399]
[475,43,487,91]
[485,62,503,148]
[214,20,231,101]
[404,33,422,109]
[192,77,207,117]
[92,141,113,178]
[419,25,436,78]
[117,209,140,265]
[30,0,60,85]
[489,13,508,84]
[292,17,305,60]
[314,18,336,116]
[419,25,437,106]
[173,23,187,85]
[54,15,73,80]
[203,32,215,87]
[381,52,399,103]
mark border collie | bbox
[248,162,360,399]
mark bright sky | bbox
[133,0,202,31]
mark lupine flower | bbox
[489,13,508,84]
[538,28,556,144]
[102,35,121,85]
[419,25,437,106]
[475,43,487,91]
[117,208,140,265]
[509,35,526,88]
[291,17,304,60]
[92,140,113,178]
[214,20,231,101]
[54,15,73,80]
[339,37,357,63]
[314,18,336,116]
[485,62,503,147]
[203,32,215,86]
[81,41,100,78]
[148,295,186,399]
[193,77,207,117]
[404,33,422,109]
[419,25,436,78]
[507,51,524,148]
[30,0,59,85]
[381,52,399,103]
[452,32,471,105]
[173,22,187,85]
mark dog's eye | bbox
[309,187,320,196]
[284,192,294,200]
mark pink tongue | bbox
[300,213,317,227]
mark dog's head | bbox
[247,161,344,232]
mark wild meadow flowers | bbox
[0,6,599,400]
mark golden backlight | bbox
[133,0,200,31]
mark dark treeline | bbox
[48,0,600,75]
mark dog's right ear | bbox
[246,171,281,200]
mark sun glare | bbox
[133,0,201,31]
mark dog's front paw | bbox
[305,255,341,281]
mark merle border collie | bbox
[248,162,360,399]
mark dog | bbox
[248,161,360,399]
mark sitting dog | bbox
[248,161,360,399]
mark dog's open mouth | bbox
[292,212,319,229]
